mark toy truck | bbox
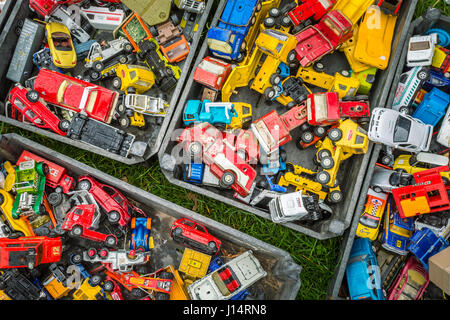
[178,248,211,287]
[79,248,149,272]
[355,188,389,241]
[188,250,267,300]
[332,0,374,25]
[294,10,353,67]
[42,263,72,299]
[12,160,47,219]
[287,0,336,31]
[84,37,134,71]
[269,190,333,223]
[407,33,439,67]
[0,269,47,300]
[306,91,370,126]
[193,56,232,91]
[79,4,126,31]
[412,87,450,127]
[408,227,449,270]
[151,20,190,63]
[122,269,174,299]
[29,0,84,19]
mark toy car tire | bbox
[112,77,122,90]
[317,149,332,160]
[301,131,315,144]
[208,241,218,254]
[124,43,133,53]
[108,211,121,224]
[155,292,170,300]
[270,74,282,85]
[119,55,128,64]
[119,116,130,129]
[188,142,202,158]
[103,280,114,292]
[105,235,117,247]
[87,248,97,259]
[320,156,334,170]
[89,70,102,82]
[286,50,297,64]
[48,192,63,206]
[314,126,327,137]
[417,69,429,80]
[373,186,383,193]
[221,172,236,187]
[59,119,70,132]
[316,171,330,185]
[281,16,292,27]
[329,190,343,204]
[172,227,183,239]
[77,179,92,191]
[398,106,409,115]
[99,248,109,259]
[26,90,40,103]
[269,7,280,18]
[70,226,83,237]
[313,62,325,73]
[90,275,102,286]
[340,70,351,77]
[131,288,145,297]
[93,61,104,72]
[328,128,343,141]
[264,17,276,28]
[263,87,276,100]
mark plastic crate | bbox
[158,0,418,240]
[0,0,213,165]
[0,132,302,300]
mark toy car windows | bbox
[194,224,206,233]
[13,99,26,111]
[393,116,411,143]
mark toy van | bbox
[392,66,430,114]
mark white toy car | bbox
[368,107,433,152]
[370,165,413,194]
[122,94,169,117]
[407,33,439,67]
[80,5,125,31]
[84,37,133,70]
[187,250,266,300]
[437,103,450,148]
[392,66,430,114]
[79,248,149,272]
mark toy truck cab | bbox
[407,34,439,67]
[295,10,353,67]
[193,56,232,91]
[188,250,267,300]
[112,64,155,94]
[287,0,336,28]
[183,100,238,128]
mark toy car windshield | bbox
[393,116,411,143]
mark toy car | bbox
[368,107,433,153]
[415,211,450,238]
[42,263,72,299]
[188,250,267,300]
[0,269,46,300]
[29,69,119,124]
[129,217,154,252]
[79,3,126,31]
[0,189,33,238]
[345,237,385,300]
[269,190,333,223]
[84,37,133,72]
[393,152,450,183]
[392,66,430,113]
[387,256,429,300]
[170,218,221,255]
[407,33,439,67]
[294,10,353,67]
[381,196,415,255]
[412,87,450,127]
[437,100,450,148]
[7,83,70,136]
[50,4,92,43]
[30,0,84,18]
[77,175,145,227]
[183,163,205,184]
[153,21,190,63]
[78,247,149,272]
[432,45,450,77]
[193,56,232,92]
[0,236,62,269]
[122,94,168,117]
[61,204,118,247]
[183,100,238,128]
[370,163,413,194]
[287,0,335,31]
[112,64,155,94]
[32,48,61,73]
[356,188,389,241]
[45,21,77,69]
[408,227,449,270]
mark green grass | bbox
[0,1,447,300]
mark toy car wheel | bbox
[117,104,127,115]
[240,40,247,52]
[8,231,24,239]
[119,55,128,64]
[281,16,292,27]
[301,131,315,144]
[71,226,83,237]
[58,119,70,132]
[112,77,122,90]
[314,126,327,138]
[328,128,343,141]
[286,50,297,64]
[269,7,280,18]
[89,70,102,81]
[131,288,145,297]
[126,87,137,94]
[316,171,330,185]
[48,192,63,206]
[92,61,104,72]
[124,43,133,53]
[381,154,393,166]
[103,280,114,292]
[155,292,170,300]
[172,227,183,239]
[208,241,218,254]
[188,142,202,158]
[221,172,236,187]
[119,116,130,129]
[71,252,83,264]
[26,90,40,103]
[90,275,102,287]
[313,62,325,73]
[87,248,97,259]
[320,156,334,170]
[317,149,332,160]
[417,70,429,80]
[77,179,91,191]
[108,211,121,224]
[99,248,109,260]
[263,87,276,100]
[329,190,343,204]
[340,70,351,77]
[398,106,409,115]
[373,186,383,193]
[264,17,276,28]
[270,74,282,85]
[105,235,117,247]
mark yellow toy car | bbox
[393,152,450,183]
[0,189,34,237]
[113,64,155,94]
[315,119,369,187]
[352,67,377,95]
[356,188,389,240]
[72,278,103,300]
[45,21,77,69]
[333,0,374,25]
[1,161,15,192]
[353,5,397,70]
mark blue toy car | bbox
[408,227,449,270]
[206,0,259,61]
[423,68,450,93]
[183,99,238,128]
[260,147,287,176]
[183,163,205,184]
[130,217,153,252]
[412,87,450,126]
[381,196,415,255]
[345,237,385,300]
[271,63,291,101]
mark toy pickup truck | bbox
[287,0,336,31]
[193,56,232,91]
[306,92,370,126]
[188,250,266,300]
[294,10,353,67]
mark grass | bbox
[0,1,447,300]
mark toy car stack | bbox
[160,0,409,238]
[0,148,273,300]
[1,0,209,162]
[341,7,450,300]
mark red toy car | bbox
[387,256,429,300]
[0,236,62,269]
[177,122,224,159]
[17,150,74,194]
[294,10,353,67]
[76,175,145,227]
[288,0,336,28]
[170,218,221,255]
[61,204,118,247]
[29,0,84,18]
[29,68,119,124]
[193,56,232,91]
[8,84,70,136]
[306,92,370,126]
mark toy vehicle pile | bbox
[0,150,269,300]
[343,12,450,300]
[3,0,206,159]
[166,0,405,228]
